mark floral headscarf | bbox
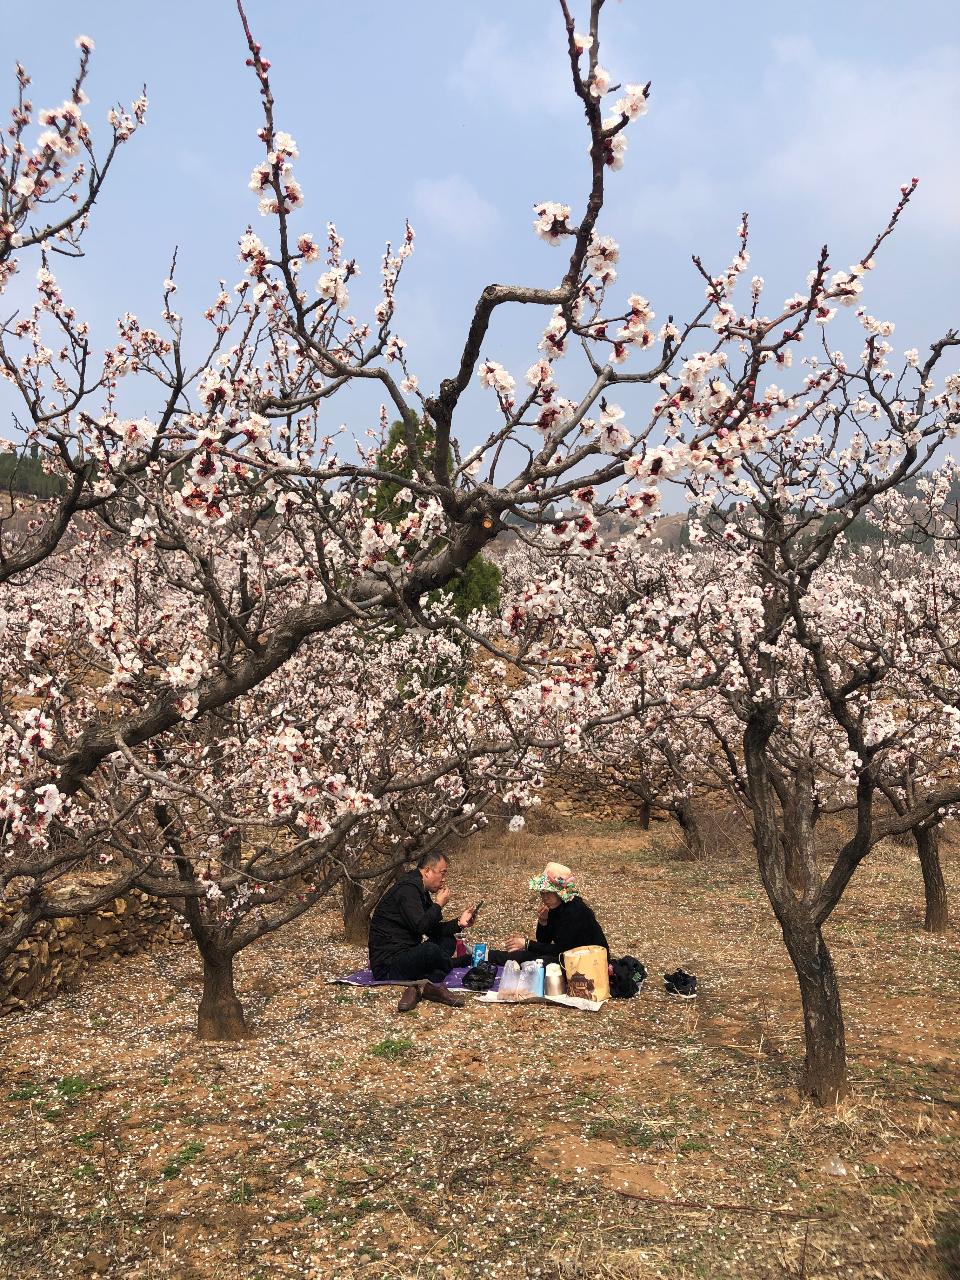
[529,861,577,903]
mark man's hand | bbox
[503,934,526,953]
[457,909,474,929]
[435,886,451,908]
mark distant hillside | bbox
[0,451,66,499]
[692,472,960,551]
[487,468,957,564]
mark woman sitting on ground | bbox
[488,861,608,966]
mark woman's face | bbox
[540,890,562,910]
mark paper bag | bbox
[561,945,610,1003]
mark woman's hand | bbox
[536,904,550,925]
[504,934,526,952]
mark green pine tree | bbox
[372,419,501,620]
[0,449,66,498]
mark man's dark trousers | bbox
[376,932,455,982]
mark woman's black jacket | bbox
[527,895,608,962]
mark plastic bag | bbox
[609,956,647,999]
[497,959,522,1001]
[519,958,545,998]
[461,961,498,992]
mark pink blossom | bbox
[477,359,516,397]
[532,201,572,245]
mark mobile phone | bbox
[472,900,484,919]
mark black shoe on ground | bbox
[397,984,421,1012]
[663,968,697,999]
[421,981,466,1009]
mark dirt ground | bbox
[1,819,958,1280]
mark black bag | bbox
[609,955,647,999]
[461,961,498,992]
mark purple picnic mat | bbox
[332,964,502,993]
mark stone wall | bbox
[1,880,182,1016]
[539,766,665,825]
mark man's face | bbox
[420,858,448,894]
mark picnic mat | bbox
[330,965,501,993]
[475,991,606,1013]
[330,967,604,1010]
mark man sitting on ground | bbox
[368,850,474,1011]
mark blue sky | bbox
[3,0,959,450]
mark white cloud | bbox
[761,43,960,240]
[447,21,571,116]
[413,174,502,244]
[612,41,960,255]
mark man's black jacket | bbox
[527,895,608,962]
[368,870,459,969]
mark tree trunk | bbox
[915,826,949,933]
[342,879,372,945]
[782,761,817,897]
[673,797,706,860]
[781,918,847,1105]
[746,712,847,1105]
[197,950,250,1041]
[636,798,651,831]
[782,836,808,897]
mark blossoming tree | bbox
[496,448,960,1107]
[0,0,777,962]
[3,1,958,1086]
[2,524,553,1036]
[0,37,152,579]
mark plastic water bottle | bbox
[520,958,545,997]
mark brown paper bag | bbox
[561,945,610,1003]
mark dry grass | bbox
[0,818,957,1279]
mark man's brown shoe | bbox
[421,981,465,1009]
[397,984,421,1012]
